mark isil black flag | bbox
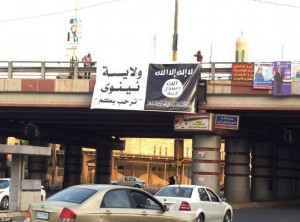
[144,63,200,113]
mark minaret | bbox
[235,31,248,62]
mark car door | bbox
[198,188,214,221]
[99,189,140,222]
[206,188,225,221]
[129,189,173,222]
[128,176,137,187]
[122,176,131,186]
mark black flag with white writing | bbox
[145,63,200,113]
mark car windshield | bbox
[47,188,97,204]
[0,180,9,189]
[156,187,192,198]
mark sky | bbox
[1,0,300,64]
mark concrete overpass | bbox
[0,61,300,144]
[0,61,300,203]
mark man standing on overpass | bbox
[194,51,203,62]
[82,52,92,79]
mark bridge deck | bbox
[0,61,298,146]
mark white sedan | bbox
[110,176,145,188]
[155,184,232,222]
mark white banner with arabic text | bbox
[91,63,148,110]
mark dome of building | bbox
[235,32,248,62]
[236,35,247,48]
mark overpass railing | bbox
[0,61,233,80]
[0,61,97,79]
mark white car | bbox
[0,178,10,210]
[110,176,146,188]
[155,184,233,222]
[0,178,46,210]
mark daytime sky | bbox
[1,0,300,64]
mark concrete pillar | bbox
[63,145,82,188]
[28,141,49,184]
[95,148,112,184]
[274,144,293,199]
[10,154,22,211]
[0,154,8,178]
[251,142,274,201]
[192,135,221,194]
[0,137,8,177]
[224,138,250,203]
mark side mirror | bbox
[221,197,227,202]
[162,204,168,212]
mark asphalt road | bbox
[9,201,300,222]
[234,204,300,222]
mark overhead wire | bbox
[1,0,300,24]
[0,0,124,24]
[244,0,300,9]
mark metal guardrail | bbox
[0,61,234,80]
[0,61,97,79]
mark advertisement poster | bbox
[292,62,300,81]
[145,63,200,113]
[66,17,82,49]
[253,63,273,89]
[174,113,213,131]
[273,61,291,96]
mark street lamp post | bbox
[172,0,178,61]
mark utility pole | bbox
[172,0,178,61]
[73,0,79,60]
[173,0,181,183]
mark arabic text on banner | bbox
[174,113,213,131]
[145,63,200,113]
[91,64,148,110]
[232,63,254,81]
[214,114,239,130]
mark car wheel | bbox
[0,196,9,210]
[196,214,204,222]
[134,184,141,188]
[223,211,231,222]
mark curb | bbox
[230,199,300,209]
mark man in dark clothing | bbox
[274,67,284,93]
[194,51,203,62]
[169,176,175,185]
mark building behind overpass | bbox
[4,137,226,191]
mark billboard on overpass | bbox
[174,113,214,131]
[91,63,200,113]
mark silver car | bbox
[26,184,196,222]
[155,185,233,222]
[110,176,145,188]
